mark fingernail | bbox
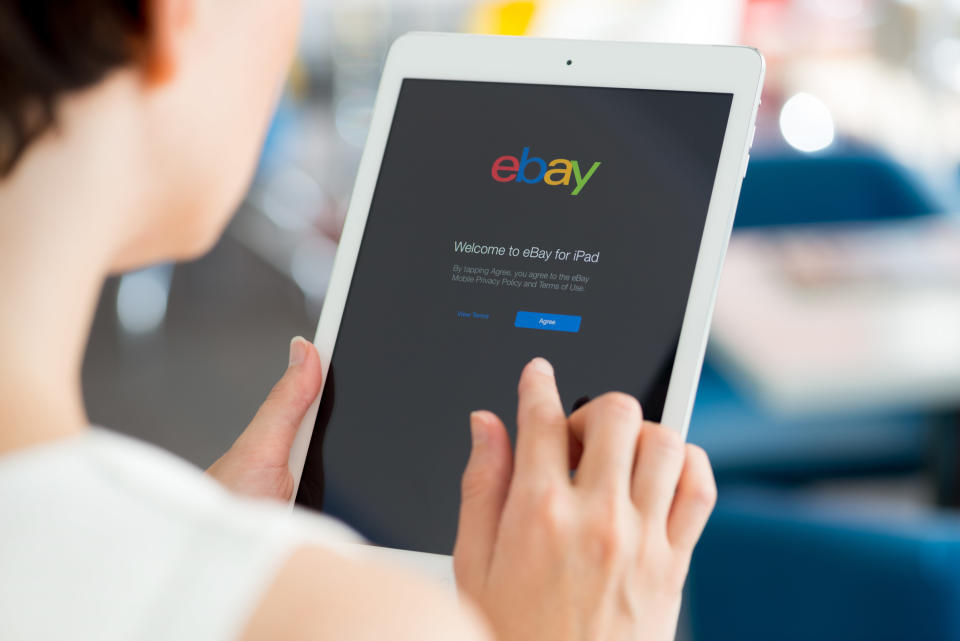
[289,337,308,367]
[529,357,554,375]
[470,411,488,446]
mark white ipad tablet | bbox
[288,33,764,565]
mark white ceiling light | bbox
[779,92,836,153]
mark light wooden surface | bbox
[709,216,960,416]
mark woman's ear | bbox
[142,0,196,85]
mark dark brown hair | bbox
[0,1,147,177]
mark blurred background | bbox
[82,1,960,639]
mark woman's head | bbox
[0,0,300,269]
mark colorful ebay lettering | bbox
[491,147,601,196]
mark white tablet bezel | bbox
[288,32,763,512]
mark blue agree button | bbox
[515,311,582,333]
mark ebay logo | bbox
[491,147,602,196]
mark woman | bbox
[0,2,718,641]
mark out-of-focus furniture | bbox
[686,153,960,640]
[690,151,950,481]
[688,488,960,641]
[697,214,960,494]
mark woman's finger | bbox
[567,392,643,494]
[514,358,568,485]
[667,444,717,551]
[631,423,686,526]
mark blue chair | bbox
[734,151,939,228]
[687,488,960,641]
[690,364,932,481]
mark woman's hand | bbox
[207,337,322,501]
[454,358,717,641]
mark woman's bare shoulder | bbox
[238,544,494,641]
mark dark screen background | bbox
[296,79,733,554]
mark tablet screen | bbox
[297,79,733,554]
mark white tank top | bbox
[0,428,360,641]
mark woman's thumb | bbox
[453,411,513,592]
[246,337,323,446]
